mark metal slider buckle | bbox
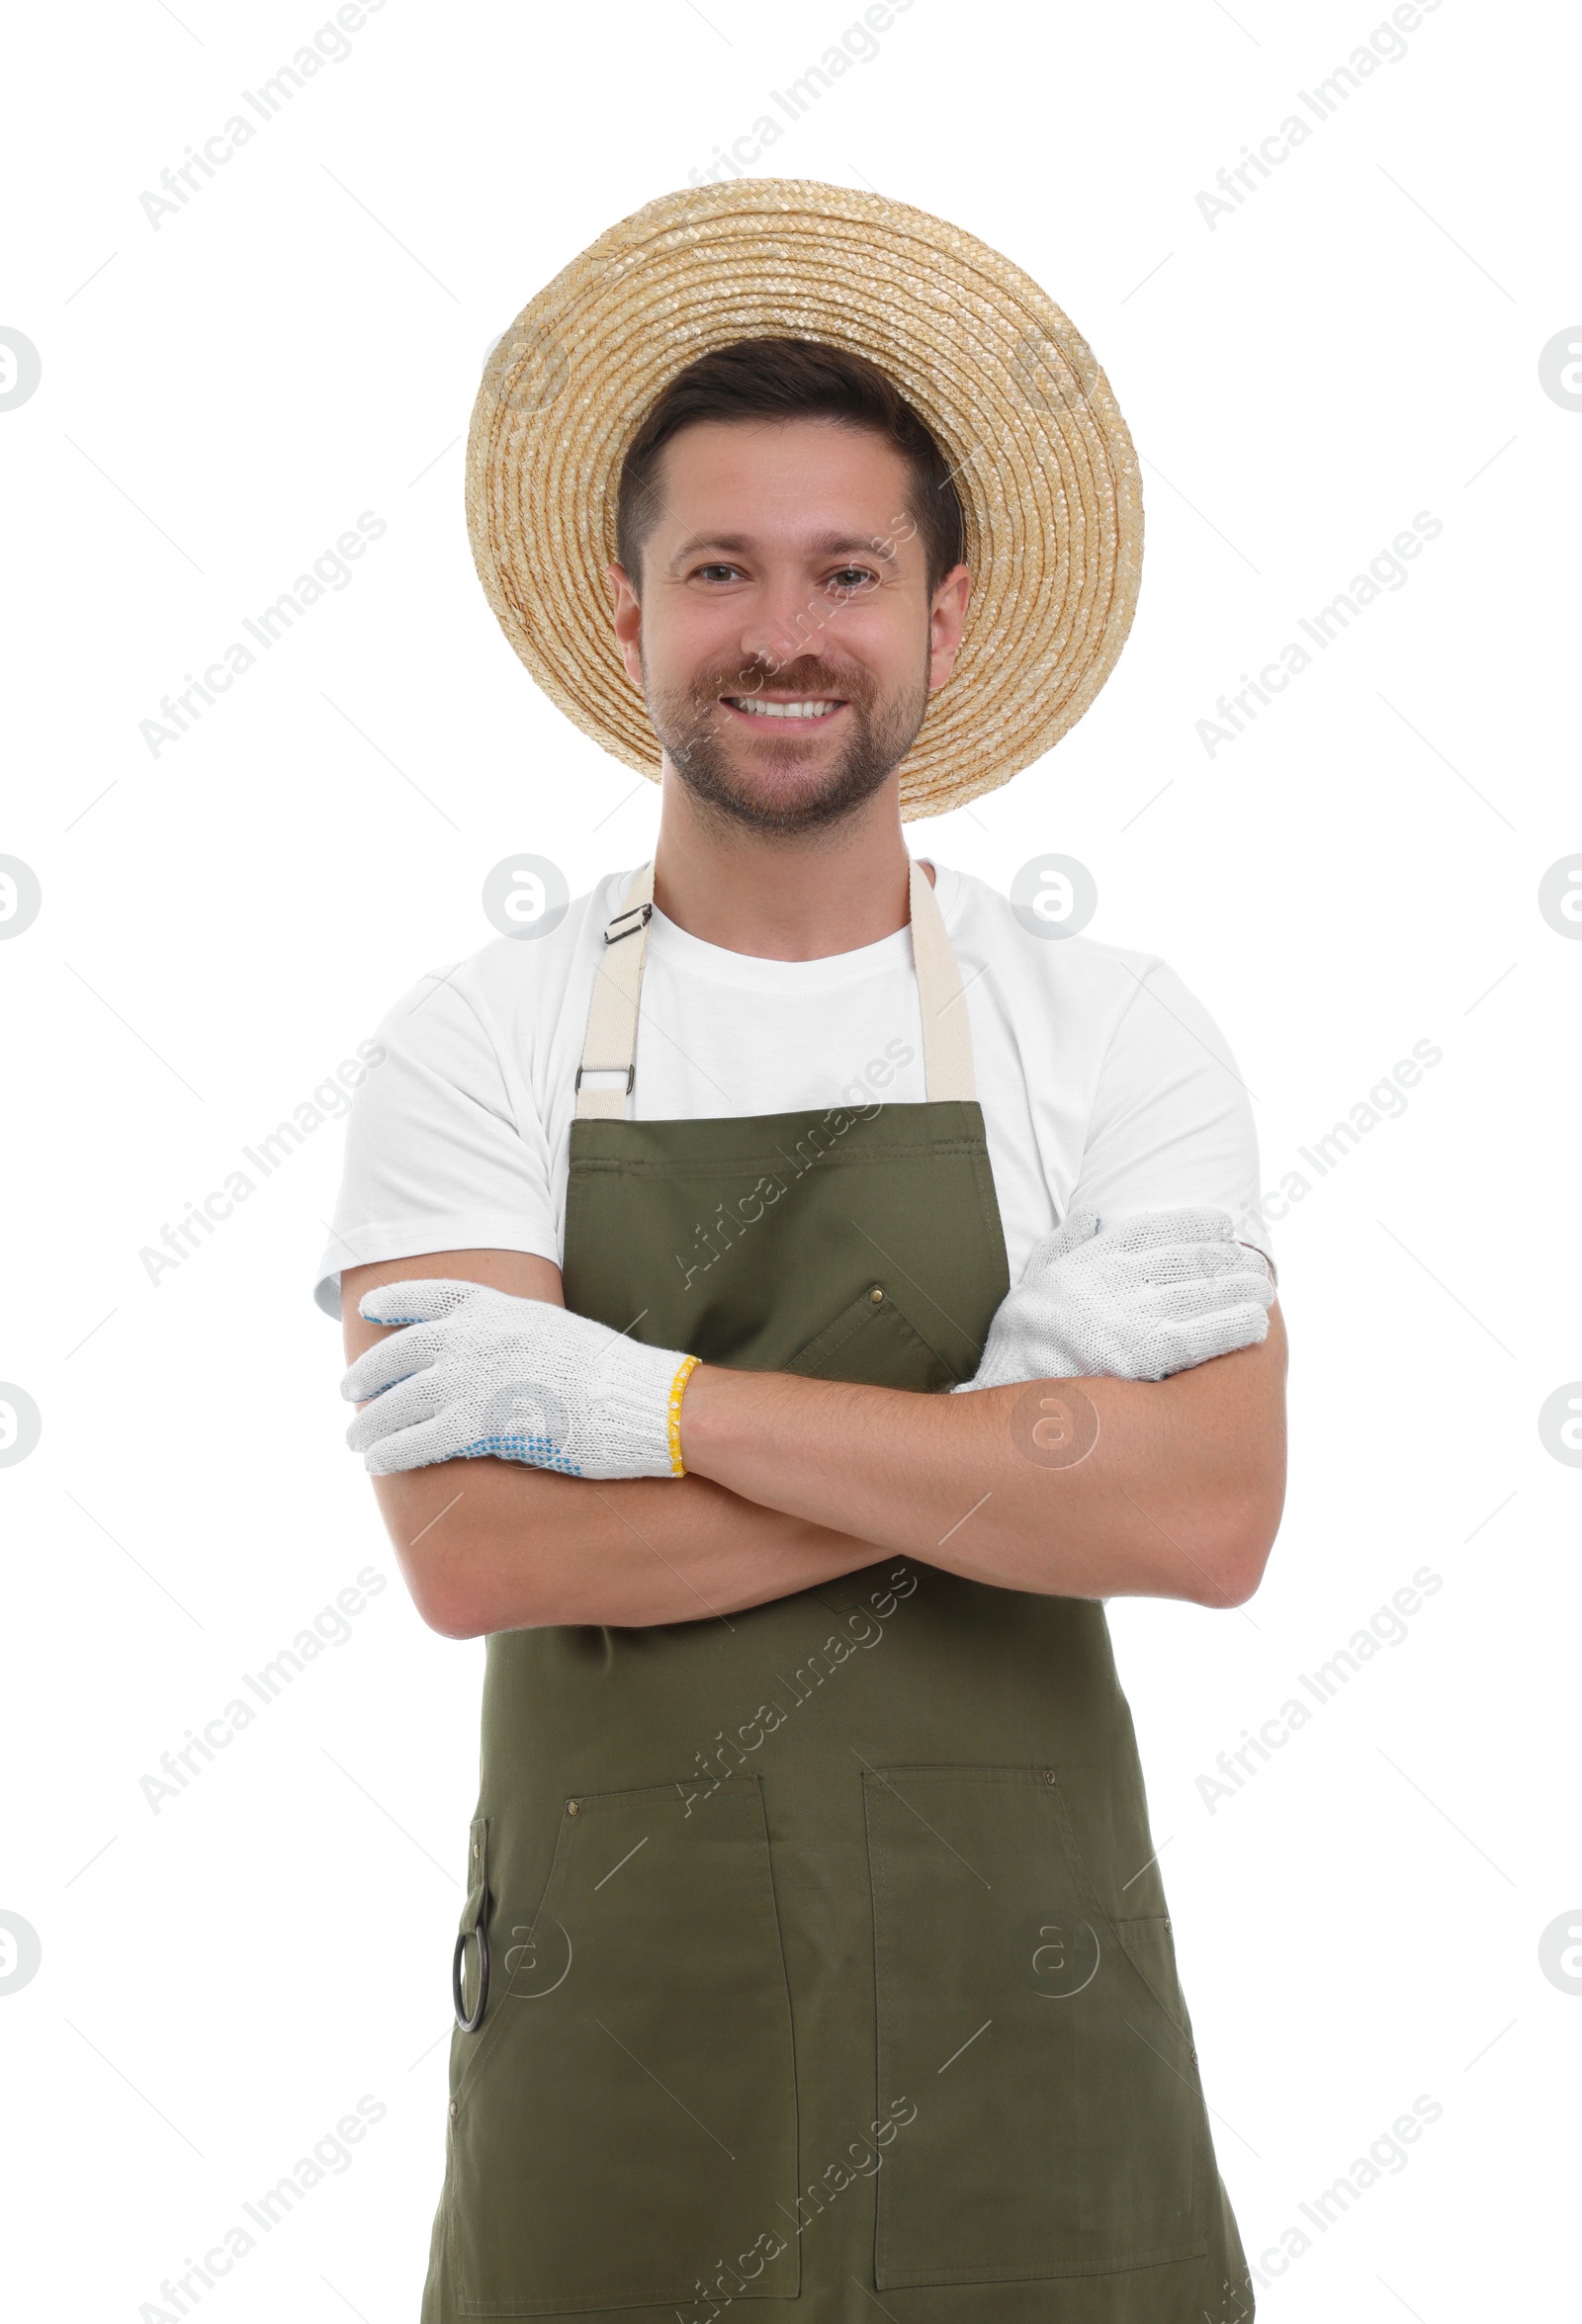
[604,902,653,945]
[574,1062,636,1094]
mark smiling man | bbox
[316,184,1284,2324]
[614,338,967,838]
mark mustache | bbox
[694,653,873,706]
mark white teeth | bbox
[730,698,840,719]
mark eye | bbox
[826,565,878,594]
[690,562,744,583]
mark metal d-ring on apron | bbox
[451,1816,489,2032]
[451,1920,486,2034]
[423,861,1256,2324]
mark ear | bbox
[927,563,972,692]
[606,561,644,687]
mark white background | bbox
[3,1,1578,2317]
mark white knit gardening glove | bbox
[341,1279,697,1479]
[952,1208,1274,1392]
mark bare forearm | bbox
[375,1311,1285,1629]
[343,1251,1283,1630]
[678,1303,1288,1607]
[371,1457,887,1636]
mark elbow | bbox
[412,1577,489,1640]
[406,1552,560,1638]
[370,1465,613,1634]
[1181,1483,1283,1609]
[371,1473,512,1639]
[391,1541,485,1637]
[1192,1558,1265,1611]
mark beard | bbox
[644,649,931,836]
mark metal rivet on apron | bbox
[449,2100,458,2119]
[472,1842,480,1860]
[1164,1917,1172,1933]
[566,1798,581,1817]
[869,1285,884,1304]
[1043,1769,1057,1785]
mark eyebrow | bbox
[667,530,899,567]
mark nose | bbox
[735,571,838,678]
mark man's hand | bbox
[340,1250,881,1637]
[341,1277,695,1481]
[954,1207,1274,1392]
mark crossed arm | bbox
[341,1248,1287,1638]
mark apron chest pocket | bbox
[862,1765,1208,2288]
[449,1778,800,2316]
[783,1282,962,1392]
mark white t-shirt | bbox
[312,859,1274,1320]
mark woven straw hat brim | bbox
[466,180,1143,820]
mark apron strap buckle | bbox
[604,901,652,945]
[574,1062,636,1095]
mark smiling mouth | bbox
[722,696,845,721]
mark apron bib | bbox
[422,863,1254,2324]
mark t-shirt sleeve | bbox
[1068,957,1277,1284]
[310,965,558,1320]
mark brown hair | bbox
[614,337,965,593]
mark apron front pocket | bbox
[449,1778,800,2316]
[862,1765,1207,2288]
[783,1281,962,1391]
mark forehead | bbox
[651,415,914,536]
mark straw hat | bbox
[466,180,1143,820]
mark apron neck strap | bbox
[573,857,976,1121]
[907,855,976,1104]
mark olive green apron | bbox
[422,863,1254,2324]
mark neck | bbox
[649,762,932,960]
